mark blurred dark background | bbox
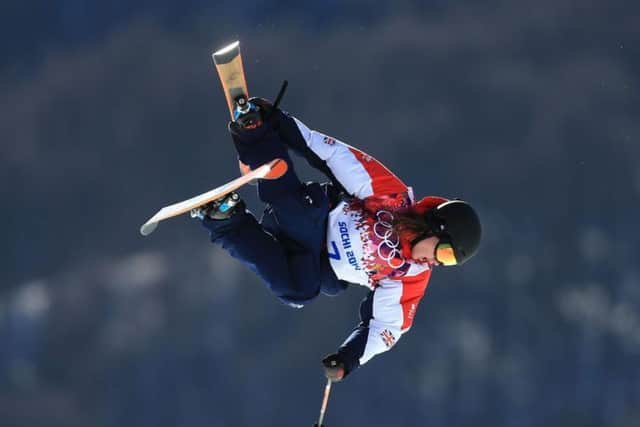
[1,1,639,426]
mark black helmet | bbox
[427,200,482,265]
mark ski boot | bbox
[190,192,244,221]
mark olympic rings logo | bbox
[373,210,405,269]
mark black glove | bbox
[233,97,278,130]
[322,353,346,382]
[248,97,274,112]
[250,97,283,126]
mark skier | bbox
[192,98,482,381]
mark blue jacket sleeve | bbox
[269,108,347,194]
[335,290,375,376]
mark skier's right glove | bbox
[321,353,346,382]
[234,97,278,129]
[248,97,274,115]
[248,97,282,127]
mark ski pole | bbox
[313,378,332,427]
[271,80,288,110]
[262,80,288,122]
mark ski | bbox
[139,158,287,236]
[212,40,269,177]
[212,41,250,120]
[139,40,285,237]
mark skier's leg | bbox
[220,121,347,300]
[201,207,320,307]
[259,182,349,297]
[229,120,327,247]
[228,121,301,205]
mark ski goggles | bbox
[435,241,458,266]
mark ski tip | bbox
[140,221,158,236]
[212,41,240,64]
[264,158,288,180]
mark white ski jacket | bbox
[290,117,437,373]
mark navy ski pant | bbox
[201,122,347,307]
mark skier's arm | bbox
[264,104,408,198]
[292,117,408,198]
[331,272,430,377]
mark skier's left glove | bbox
[322,353,346,382]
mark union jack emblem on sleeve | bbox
[323,136,336,145]
[380,329,396,348]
